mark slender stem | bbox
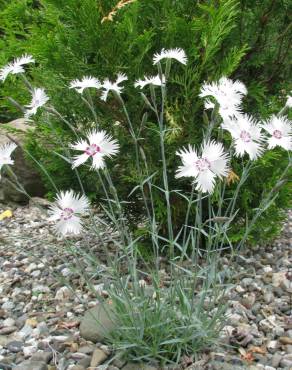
[115,93,135,138]
[20,74,33,92]
[206,194,212,249]
[182,183,195,248]
[103,167,138,287]
[214,161,253,251]
[217,181,226,217]
[97,169,127,245]
[193,192,202,263]
[238,154,291,249]
[224,160,252,218]
[3,166,49,216]
[155,65,174,258]
[82,91,98,124]
[116,93,154,238]
[3,165,31,199]
[7,97,26,114]
[45,114,85,195]
[45,107,79,139]
[116,93,160,262]
[103,167,132,246]
[278,105,289,116]
[23,148,59,193]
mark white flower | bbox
[153,48,187,65]
[71,130,119,170]
[49,190,89,236]
[0,142,17,173]
[199,77,247,120]
[0,54,35,81]
[69,76,101,94]
[100,73,127,101]
[285,95,292,108]
[138,279,147,288]
[25,88,49,117]
[134,74,165,89]
[222,115,264,160]
[176,140,229,193]
[261,115,292,151]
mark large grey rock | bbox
[79,303,116,342]
[14,360,48,370]
[31,351,53,363]
[186,362,244,370]
[0,363,12,370]
[122,364,158,370]
[0,118,45,203]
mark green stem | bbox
[182,183,195,249]
[117,93,160,263]
[83,90,98,124]
[20,74,33,92]
[103,167,132,246]
[97,169,127,245]
[193,192,202,263]
[238,154,291,249]
[45,114,85,195]
[156,65,174,258]
[46,107,79,139]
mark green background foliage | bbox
[0,0,291,244]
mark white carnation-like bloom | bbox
[199,77,247,120]
[0,54,35,81]
[69,76,101,94]
[25,88,49,117]
[261,115,292,151]
[222,115,264,160]
[0,142,17,173]
[134,74,165,89]
[49,190,90,236]
[71,130,119,170]
[100,73,127,101]
[285,95,292,108]
[153,48,187,65]
[176,140,229,193]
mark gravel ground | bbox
[0,200,291,370]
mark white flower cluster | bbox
[0,54,50,117]
[199,77,292,157]
[1,48,291,237]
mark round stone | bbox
[6,340,23,353]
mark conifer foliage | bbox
[0,0,291,243]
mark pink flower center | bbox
[61,207,74,221]
[85,144,101,157]
[273,129,282,139]
[195,158,211,172]
[240,130,251,143]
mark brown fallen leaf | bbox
[25,318,38,328]
[57,321,79,329]
[69,342,79,352]
[248,345,267,354]
[238,348,254,362]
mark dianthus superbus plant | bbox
[0,49,291,365]
[1,0,291,245]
